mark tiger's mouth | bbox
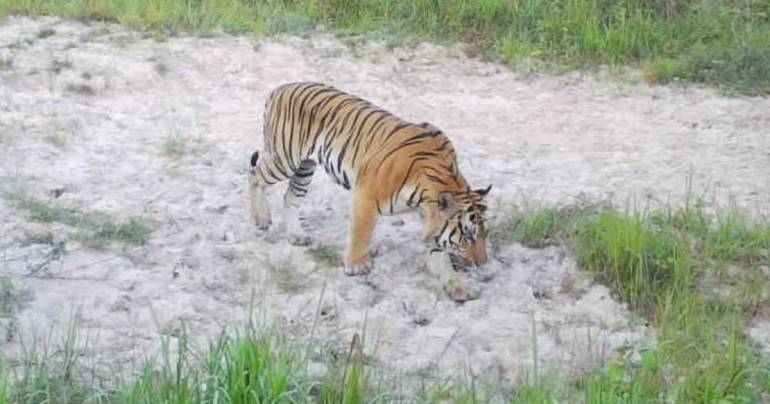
[429,247,474,272]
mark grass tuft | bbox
[0,57,11,70]
[570,202,769,402]
[162,133,188,158]
[44,132,68,148]
[1,320,364,403]
[645,57,693,84]
[487,198,770,401]
[307,244,343,267]
[19,196,151,247]
[271,266,309,294]
[575,209,693,312]
[491,202,597,248]
[36,27,55,38]
[0,278,30,318]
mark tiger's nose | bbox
[476,252,488,265]
[473,243,488,266]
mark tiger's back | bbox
[259,82,463,207]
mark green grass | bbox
[15,196,151,248]
[1,0,769,94]
[268,262,310,294]
[0,201,766,402]
[307,244,343,267]
[115,332,313,403]
[44,132,68,148]
[162,133,188,158]
[645,57,694,84]
[581,206,768,400]
[575,209,695,312]
[0,278,29,318]
[488,200,770,401]
[0,320,376,403]
[491,202,594,248]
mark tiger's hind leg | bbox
[249,151,291,230]
[283,159,316,246]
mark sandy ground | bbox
[1,16,769,387]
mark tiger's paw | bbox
[444,275,481,303]
[253,214,271,231]
[288,233,313,247]
[343,259,373,276]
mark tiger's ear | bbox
[437,192,457,212]
[475,185,492,198]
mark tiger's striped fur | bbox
[248,82,491,275]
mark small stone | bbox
[444,275,481,303]
[48,187,66,198]
[110,295,132,312]
[222,230,234,242]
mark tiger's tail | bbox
[250,151,259,167]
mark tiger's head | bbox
[432,185,492,271]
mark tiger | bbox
[248,82,491,276]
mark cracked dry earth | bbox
[1,16,769,387]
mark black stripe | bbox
[295,86,335,155]
[367,113,391,138]
[294,170,314,178]
[373,130,443,172]
[425,174,447,185]
[285,84,322,167]
[278,84,307,171]
[393,157,428,209]
[436,219,450,240]
[386,122,411,137]
[342,171,351,190]
[320,99,359,160]
[416,189,427,206]
[310,93,349,153]
[335,106,369,176]
[271,156,291,179]
[407,187,419,207]
[436,140,451,151]
[448,226,458,242]
[262,165,282,184]
[350,109,389,167]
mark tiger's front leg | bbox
[421,205,444,242]
[343,192,379,276]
